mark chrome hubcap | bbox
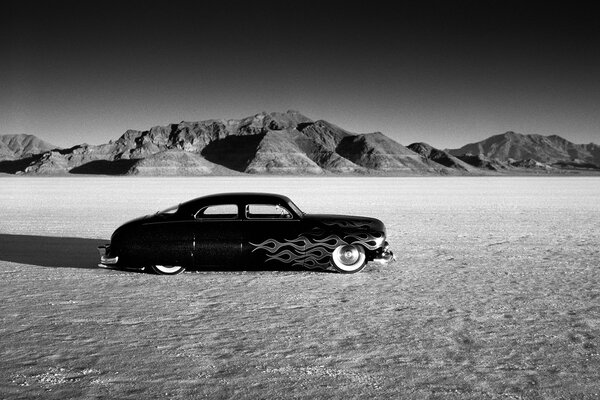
[339,245,359,265]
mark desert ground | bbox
[0,176,599,399]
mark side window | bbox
[246,204,293,219]
[195,204,238,219]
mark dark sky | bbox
[3,0,599,148]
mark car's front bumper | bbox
[97,245,118,268]
[372,242,395,264]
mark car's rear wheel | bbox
[331,244,367,273]
[150,265,185,275]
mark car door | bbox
[242,203,306,268]
[137,220,195,267]
[193,203,243,267]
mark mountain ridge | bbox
[447,131,600,167]
[0,134,58,160]
[1,113,599,175]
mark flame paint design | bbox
[321,220,373,230]
[249,222,385,271]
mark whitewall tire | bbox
[331,244,367,273]
[150,265,185,275]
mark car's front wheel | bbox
[150,265,186,275]
[331,244,367,273]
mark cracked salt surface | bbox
[1,177,599,399]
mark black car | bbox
[98,192,394,274]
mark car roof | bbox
[178,192,296,212]
[190,192,293,203]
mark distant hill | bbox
[0,134,58,160]
[1,111,443,175]
[337,132,432,173]
[408,142,480,174]
[1,115,599,175]
[447,131,600,168]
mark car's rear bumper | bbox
[97,245,119,268]
[372,242,395,264]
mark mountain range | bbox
[0,134,57,160]
[1,111,599,175]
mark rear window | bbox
[159,204,179,214]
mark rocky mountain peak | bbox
[406,142,434,156]
[2,114,599,175]
[448,131,600,168]
[0,134,58,160]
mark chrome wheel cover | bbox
[332,244,366,272]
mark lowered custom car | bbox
[98,193,394,274]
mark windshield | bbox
[287,199,305,217]
[158,204,179,214]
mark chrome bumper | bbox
[98,245,118,268]
[373,242,396,264]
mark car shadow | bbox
[0,234,108,269]
[0,234,333,273]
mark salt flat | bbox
[1,177,599,399]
